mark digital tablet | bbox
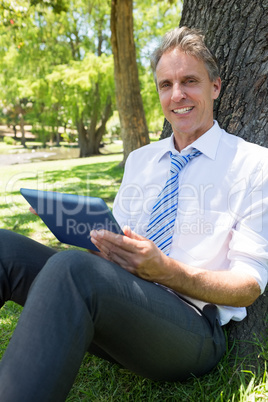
[20,188,124,251]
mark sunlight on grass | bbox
[0,154,123,241]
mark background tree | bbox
[0,0,182,158]
[110,0,150,165]
[110,0,182,164]
[161,0,268,365]
[47,53,115,156]
[0,0,114,155]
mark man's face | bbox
[156,48,221,150]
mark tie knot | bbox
[170,149,201,175]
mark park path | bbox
[0,151,57,166]
[0,125,79,165]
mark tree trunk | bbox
[93,96,113,154]
[160,0,268,366]
[19,113,26,148]
[110,0,150,165]
[12,124,17,139]
[225,285,268,369]
[86,83,101,156]
[76,117,91,158]
[56,128,61,147]
[76,95,113,157]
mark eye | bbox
[185,78,197,85]
[162,83,170,88]
[158,81,171,90]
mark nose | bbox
[171,83,186,102]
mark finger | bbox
[90,230,131,252]
[90,229,121,244]
[91,231,139,267]
[90,236,111,256]
[91,229,146,253]
[87,248,112,262]
[87,249,100,256]
[29,207,38,216]
[123,226,147,241]
[90,236,130,264]
[102,250,137,275]
[91,235,134,266]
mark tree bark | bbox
[19,113,26,148]
[85,83,101,156]
[12,124,17,139]
[14,104,26,147]
[77,25,112,158]
[160,0,268,366]
[93,96,113,155]
[76,95,113,158]
[76,117,90,158]
[225,285,268,369]
[111,0,150,165]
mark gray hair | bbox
[150,26,220,86]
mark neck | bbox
[172,122,215,151]
[173,133,200,152]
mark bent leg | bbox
[0,250,225,402]
[0,229,57,307]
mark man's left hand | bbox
[90,226,168,282]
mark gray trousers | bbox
[0,229,225,402]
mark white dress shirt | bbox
[113,121,268,325]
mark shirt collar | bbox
[156,135,176,162]
[157,120,222,162]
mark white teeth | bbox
[173,107,193,114]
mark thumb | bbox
[123,226,146,241]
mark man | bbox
[0,27,267,401]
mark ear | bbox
[212,77,221,100]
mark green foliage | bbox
[0,0,116,153]
[134,0,183,60]
[30,0,69,14]
[106,111,121,139]
[140,67,164,133]
[3,136,16,145]
[0,0,182,144]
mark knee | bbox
[48,249,96,266]
[0,229,12,244]
[30,249,102,301]
[42,249,98,279]
[0,229,6,251]
[0,229,18,254]
[39,249,119,294]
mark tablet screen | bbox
[20,188,123,251]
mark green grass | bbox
[0,153,267,401]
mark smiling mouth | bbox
[173,107,194,115]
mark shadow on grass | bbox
[17,161,123,199]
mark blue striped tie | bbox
[146,149,202,255]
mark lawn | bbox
[0,153,267,401]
